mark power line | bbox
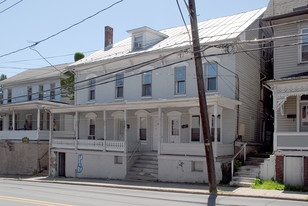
[0,0,23,15]
[0,0,123,59]
[0,0,8,5]
[176,0,192,46]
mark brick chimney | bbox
[105,26,113,51]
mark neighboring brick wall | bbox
[275,155,284,183]
[304,157,308,187]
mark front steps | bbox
[126,153,158,181]
[230,156,269,187]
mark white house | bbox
[0,63,71,175]
[49,8,269,183]
[263,0,308,187]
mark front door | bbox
[300,103,308,132]
[118,120,125,140]
[152,117,159,151]
[169,117,180,143]
[58,152,65,177]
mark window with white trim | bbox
[139,117,147,140]
[301,28,308,62]
[7,89,12,103]
[89,79,95,101]
[39,85,44,100]
[89,119,95,139]
[211,114,221,142]
[142,71,152,97]
[115,74,124,98]
[27,86,32,101]
[175,66,186,94]
[50,83,56,100]
[191,115,201,142]
[205,63,217,91]
[134,35,143,50]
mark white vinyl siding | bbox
[277,96,297,132]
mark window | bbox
[40,113,44,130]
[89,79,95,101]
[142,71,152,96]
[171,119,180,136]
[27,86,32,101]
[39,85,44,100]
[211,115,221,142]
[134,36,143,50]
[301,29,308,62]
[191,115,201,142]
[175,66,186,94]
[89,119,95,139]
[50,83,55,100]
[7,89,12,104]
[205,63,217,91]
[115,74,124,98]
[139,117,147,140]
[192,161,203,172]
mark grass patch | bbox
[251,178,308,192]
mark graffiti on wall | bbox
[76,154,83,174]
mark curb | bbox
[1,177,307,202]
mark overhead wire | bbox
[0,0,8,5]
[0,0,23,15]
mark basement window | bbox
[114,156,123,164]
[191,161,203,172]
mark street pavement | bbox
[0,175,307,202]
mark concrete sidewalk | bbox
[0,175,307,202]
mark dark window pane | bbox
[208,78,217,90]
[116,74,124,86]
[177,81,186,94]
[117,87,123,98]
[142,84,151,96]
[191,128,200,141]
[140,128,146,140]
[172,120,179,135]
[89,125,95,136]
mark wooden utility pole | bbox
[188,0,217,193]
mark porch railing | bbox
[231,142,247,180]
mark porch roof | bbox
[0,100,70,112]
[267,77,308,111]
[50,95,241,114]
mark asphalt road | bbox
[0,180,306,206]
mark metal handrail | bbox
[231,142,247,180]
[127,141,141,163]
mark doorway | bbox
[152,117,159,151]
[58,152,65,177]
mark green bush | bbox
[251,178,308,192]
[234,159,242,172]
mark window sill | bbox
[141,96,152,100]
[298,61,308,65]
[174,94,187,98]
[88,100,96,103]
[115,98,124,102]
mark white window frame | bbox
[111,111,125,140]
[7,88,12,104]
[300,28,308,63]
[208,106,223,143]
[188,107,203,143]
[204,62,218,91]
[142,71,152,97]
[89,79,95,101]
[174,66,186,95]
[85,112,97,140]
[27,86,32,101]
[86,74,97,102]
[115,73,124,99]
[135,110,149,142]
[39,85,44,100]
[134,35,143,50]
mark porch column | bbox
[214,104,218,158]
[273,94,277,151]
[12,110,15,130]
[158,107,162,155]
[103,110,107,152]
[37,108,41,139]
[48,113,54,176]
[124,110,127,153]
[74,111,79,151]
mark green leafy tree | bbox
[61,71,75,101]
[0,74,7,104]
[74,52,85,62]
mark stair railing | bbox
[127,141,141,163]
[231,142,247,180]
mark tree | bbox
[0,74,7,104]
[74,52,85,62]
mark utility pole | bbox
[188,0,217,193]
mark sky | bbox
[0,0,270,78]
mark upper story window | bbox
[39,85,44,100]
[115,74,124,99]
[301,28,308,62]
[205,63,217,91]
[89,79,95,101]
[7,89,12,104]
[142,71,152,97]
[50,83,55,100]
[27,86,32,101]
[175,66,186,94]
[134,36,143,50]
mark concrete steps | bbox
[230,156,268,187]
[126,153,158,182]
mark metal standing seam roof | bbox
[72,8,266,67]
[0,63,71,86]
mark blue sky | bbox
[0,0,269,78]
